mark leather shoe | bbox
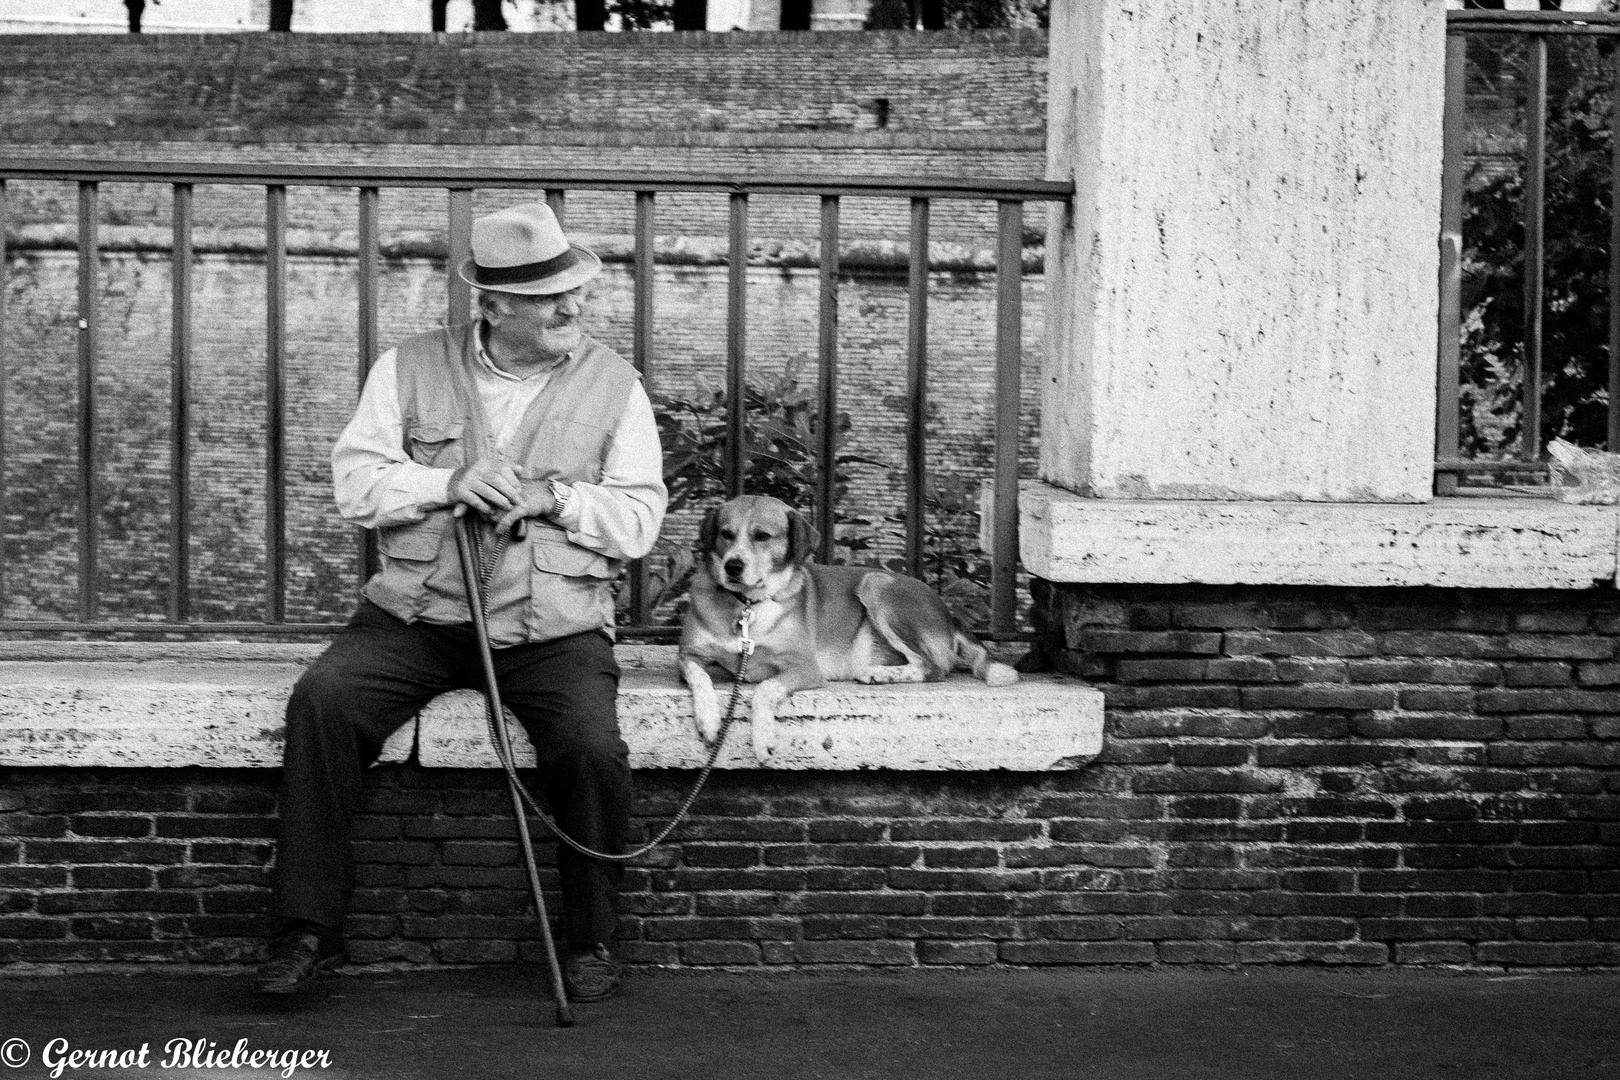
[563,943,622,1002]
[256,927,345,995]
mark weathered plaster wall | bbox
[1043,0,1448,502]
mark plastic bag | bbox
[1546,438,1620,504]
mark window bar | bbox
[546,189,566,229]
[629,190,656,627]
[905,198,930,579]
[991,200,1022,639]
[726,192,748,498]
[77,181,100,623]
[0,179,8,616]
[1436,33,1466,497]
[448,188,473,328]
[358,186,380,584]
[1522,35,1547,462]
[265,185,287,623]
[170,183,194,622]
[816,195,840,561]
[1609,45,1620,453]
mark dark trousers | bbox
[271,600,630,947]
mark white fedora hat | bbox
[457,202,602,296]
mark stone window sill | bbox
[0,644,1102,772]
[1016,481,1620,590]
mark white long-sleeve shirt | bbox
[332,329,667,562]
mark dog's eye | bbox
[753,531,773,543]
[718,529,737,542]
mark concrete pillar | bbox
[1042,0,1448,502]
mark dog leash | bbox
[456,514,753,866]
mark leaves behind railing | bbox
[1460,32,1617,458]
[636,358,997,629]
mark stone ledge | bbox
[1017,482,1620,590]
[0,644,1101,772]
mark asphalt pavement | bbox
[0,966,1616,1080]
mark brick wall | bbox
[3,579,1617,971]
[0,31,1046,147]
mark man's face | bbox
[490,287,585,358]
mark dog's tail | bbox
[953,631,1019,687]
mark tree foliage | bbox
[1460,34,1618,456]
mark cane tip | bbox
[557,1004,576,1028]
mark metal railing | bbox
[1437,9,1620,491]
[0,159,1072,640]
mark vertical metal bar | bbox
[816,195,840,561]
[906,198,930,579]
[0,179,8,616]
[1436,34,1466,497]
[725,192,748,498]
[169,183,193,622]
[265,185,287,623]
[629,191,655,627]
[546,189,566,229]
[1610,46,1620,453]
[991,200,1022,638]
[1522,35,1547,462]
[447,188,473,327]
[77,181,100,622]
[358,186,380,585]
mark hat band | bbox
[470,247,580,287]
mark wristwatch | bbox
[547,479,574,521]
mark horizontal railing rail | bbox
[1437,9,1620,493]
[0,158,1072,641]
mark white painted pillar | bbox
[1042,0,1448,503]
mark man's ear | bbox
[698,505,721,555]
[786,509,816,565]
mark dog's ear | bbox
[786,508,816,565]
[698,504,722,554]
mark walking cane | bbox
[453,514,575,1029]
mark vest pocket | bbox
[407,421,466,468]
[528,534,618,638]
[379,520,445,561]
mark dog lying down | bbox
[679,494,1018,763]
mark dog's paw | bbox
[983,662,1019,687]
[692,689,723,743]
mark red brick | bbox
[1075,629,1223,655]
[1243,686,1395,710]
[1476,941,1620,966]
[923,847,1000,869]
[765,844,918,867]
[1107,686,1243,709]
[1511,611,1591,633]
[1158,941,1238,963]
[1172,602,1271,629]
[1224,631,1378,658]
[1132,770,1283,795]
[1347,659,1499,685]
[1001,941,1154,964]
[1112,713,1268,738]
[1576,662,1620,687]
[1116,659,1210,683]
[918,940,998,965]
[1352,714,1502,740]
[791,940,916,965]
[1275,659,1349,682]
[1235,942,1388,965]
[1395,942,1473,965]
[680,941,762,965]
[436,939,518,963]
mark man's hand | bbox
[448,458,523,517]
[494,481,559,538]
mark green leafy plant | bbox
[1460,26,1620,457]
[639,358,886,622]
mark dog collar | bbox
[736,599,757,658]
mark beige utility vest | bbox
[361,323,640,646]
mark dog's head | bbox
[698,495,815,601]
